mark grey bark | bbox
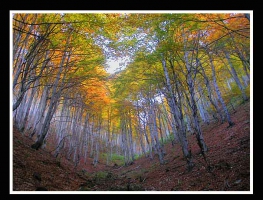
[29,85,49,138]
[161,56,194,170]
[127,110,135,161]
[224,51,248,101]
[31,47,70,149]
[147,97,164,164]
[13,23,52,111]
[141,111,153,160]
[20,80,38,133]
[136,100,147,157]
[208,53,234,127]
[197,58,224,123]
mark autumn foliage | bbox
[12,12,251,192]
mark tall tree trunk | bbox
[197,58,224,123]
[13,14,37,89]
[136,100,147,157]
[196,85,210,124]
[157,108,165,150]
[161,56,194,170]
[224,51,248,101]
[31,57,65,149]
[106,108,111,166]
[29,85,49,138]
[147,97,164,164]
[183,104,194,134]
[142,117,153,160]
[184,50,208,153]
[83,113,90,165]
[20,80,38,133]
[226,30,250,82]
[127,110,135,161]
[89,116,95,158]
[31,28,72,149]
[93,138,100,167]
[121,115,131,165]
[13,24,51,111]
[161,99,180,144]
[208,53,235,127]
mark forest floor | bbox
[12,100,251,192]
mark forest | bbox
[11,12,251,193]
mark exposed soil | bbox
[12,101,250,192]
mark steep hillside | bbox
[12,101,250,192]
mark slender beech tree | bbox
[207,50,234,127]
